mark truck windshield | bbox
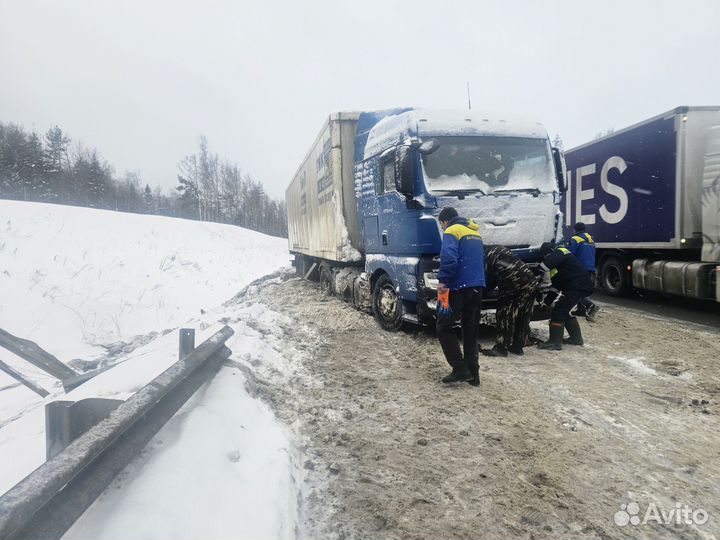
[421,136,555,195]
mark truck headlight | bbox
[423,272,439,290]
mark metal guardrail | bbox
[0,325,235,540]
[0,328,78,386]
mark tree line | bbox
[0,122,287,238]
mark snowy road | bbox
[233,275,720,540]
[593,291,720,330]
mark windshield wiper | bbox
[493,188,541,197]
[440,189,487,198]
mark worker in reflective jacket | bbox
[436,207,485,386]
[537,243,594,350]
[567,222,600,322]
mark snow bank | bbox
[64,361,296,540]
[0,200,289,362]
[0,200,298,538]
[61,296,305,539]
[0,200,291,470]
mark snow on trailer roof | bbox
[362,109,548,160]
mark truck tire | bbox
[600,256,630,296]
[373,274,403,331]
[319,266,334,295]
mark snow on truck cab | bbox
[286,108,567,330]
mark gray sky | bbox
[1,0,719,199]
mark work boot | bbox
[508,342,524,356]
[481,345,508,357]
[442,369,472,383]
[442,359,472,383]
[467,359,480,387]
[586,304,600,323]
[563,317,584,346]
[538,322,564,350]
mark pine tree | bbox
[44,126,71,201]
[71,148,92,206]
[176,174,199,219]
[143,184,154,213]
[0,124,28,199]
[86,150,111,208]
[15,131,45,200]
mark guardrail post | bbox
[179,328,195,360]
[45,398,124,460]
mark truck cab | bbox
[353,109,566,329]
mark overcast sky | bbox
[1,0,719,199]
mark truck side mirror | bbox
[552,147,568,192]
[395,146,416,197]
[418,139,439,155]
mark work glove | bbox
[542,290,559,307]
[437,284,452,317]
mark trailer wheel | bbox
[600,256,630,296]
[373,274,403,331]
[319,266,334,295]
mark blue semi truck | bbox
[563,106,720,303]
[286,109,567,330]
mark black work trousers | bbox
[436,287,483,373]
[551,289,593,323]
[574,272,597,315]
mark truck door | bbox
[355,159,381,252]
[356,152,411,253]
[378,153,400,251]
[378,149,434,254]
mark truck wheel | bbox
[319,266,334,295]
[600,256,630,296]
[373,274,403,331]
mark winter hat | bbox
[539,242,555,256]
[438,207,458,223]
[574,222,586,232]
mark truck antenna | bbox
[466,81,471,110]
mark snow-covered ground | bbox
[0,200,298,537]
[0,200,289,360]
